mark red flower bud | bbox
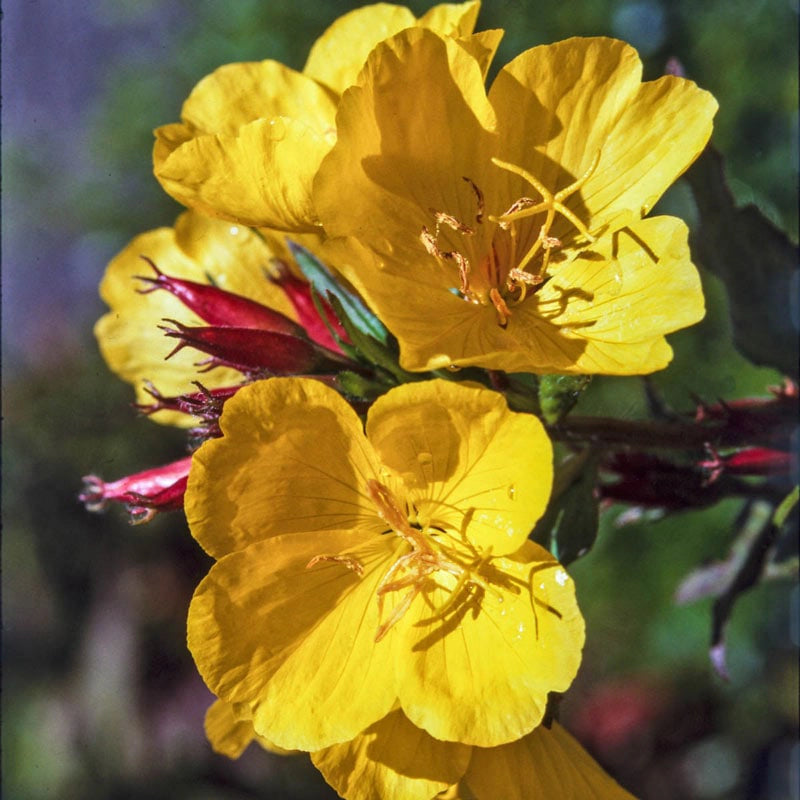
[160,320,354,376]
[269,263,349,353]
[81,457,191,524]
[699,445,794,483]
[137,257,306,337]
[135,381,239,421]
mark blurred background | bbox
[2,1,797,798]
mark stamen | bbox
[490,288,512,327]
[306,554,364,576]
[462,176,485,224]
[421,225,473,296]
[365,480,502,641]
[368,480,431,551]
[432,210,474,236]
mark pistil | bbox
[421,151,601,328]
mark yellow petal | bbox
[397,541,585,747]
[205,698,257,758]
[366,380,552,554]
[188,531,399,751]
[489,38,643,205]
[153,60,337,231]
[490,37,715,228]
[95,213,291,425]
[178,60,336,136]
[153,122,194,170]
[312,708,471,800]
[464,722,637,799]
[456,29,505,80]
[205,697,293,757]
[528,216,704,373]
[171,212,295,314]
[314,28,496,249]
[185,377,384,558]
[580,75,717,223]
[303,2,480,95]
[417,1,480,38]
[155,117,330,232]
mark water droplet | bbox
[555,569,568,586]
[417,452,433,467]
[446,364,461,372]
[229,226,240,236]
[507,484,516,500]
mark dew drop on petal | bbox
[446,364,461,372]
[507,483,516,500]
[417,452,433,467]
[555,569,568,586]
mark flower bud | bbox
[80,457,191,524]
[137,257,306,336]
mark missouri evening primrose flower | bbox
[186,378,584,751]
[315,30,718,374]
[153,2,498,232]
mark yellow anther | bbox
[306,553,364,577]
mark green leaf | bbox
[537,374,591,424]
[531,449,600,565]
[684,147,799,378]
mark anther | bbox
[462,177,485,224]
[306,553,364,576]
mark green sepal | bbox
[335,370,391,402]
[325,294,418,385]
[538,374,591,424]
[288,240,389,345]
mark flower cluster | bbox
[83,1,724,797]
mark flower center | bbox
[306,478,498,642]
[420,151,600,327]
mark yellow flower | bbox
[186,377,584,751]
[314,30,718,375]
[96,211,298,425]
[153,2,496,232]
[207,702,636,800]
